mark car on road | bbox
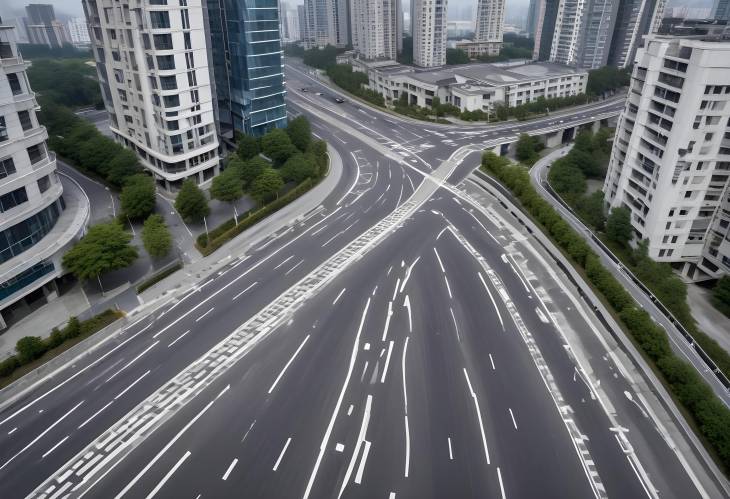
[334,97,345,104]
[300,88,308,92]
[316,92,324,96]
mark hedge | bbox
[481,151,730,472]
[0,309,123,382]
[196,178,314,256]
[137,262,183,294]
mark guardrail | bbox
[536,169,730,392]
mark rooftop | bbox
[403,61,585,87]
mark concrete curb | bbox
[470,171,730,496]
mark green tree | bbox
[120,174,156,220]
[446,48,470,65]
[174,179,209,223]
[606,207,633,246]
[63,222,138,280]
[513,106,529,121]
[281,153,318,184]
[210,165,244,222]
[587,66,631,95]
[576,191,606,231]
[241,156,269,187]
[548,157,586,203]
[250,168,283,205]
[16,336,46,364]
[712,277,730,317]
[261,128,298,165]
[236,133,260,160]
[494,104,509,121]
[106,149,141,186]
[515,134,539,163]
[141,214,172,259]
[287,116,312,152]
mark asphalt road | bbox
[0,66,722,499]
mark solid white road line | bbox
[381,301,393,341]
[404,415,411,478]
[222,458,238,480]
[167,330,191,348]
[332,288,346,305]
[478,272,504,331]
[42,435,69,459]
[508,408,518,430]
[497,466,507,499]
[433,248,445,273]
[268,335,310,394]
[105,341,159,383]
[338,395,373,499]
[273,438,292,471]
[489,354,496,371]
[195,307,215,322]
[380,341,395,383]
[114,370,151,401]
[403,295,412,333]
[447,437,454,460]
[399,256,420,292]
[443,275,453,299]
[78,401,114,429]
[401,337,410,412]
[0,400,84,471]
[392,279,400,301]
[449,307,461,342]
[241,420,256,443]
[463,368,491,465]
[231,281,258,301]
[354,440,371,485]
[115,385,230,498]
[146,451,191,498]
[304,299,371,499]
[284,259,305,276]
[7,427,17,435]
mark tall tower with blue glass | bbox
[206,0,288,138]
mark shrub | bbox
[16,336,47,364]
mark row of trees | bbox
[27,59,103,108]
[515,134,545,166]
[586,65,631,96]
[326,64,385,107]
[481,152,730,472]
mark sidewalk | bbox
[687,284,730,354]
[0,144,344,358]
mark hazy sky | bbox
[0,0,717,23]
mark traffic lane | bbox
[79,204,433,499]
[433,192,702,498]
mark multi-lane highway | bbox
[0,63,725,499]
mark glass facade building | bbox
[206,0,288,138]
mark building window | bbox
[18,110,33,131]
[0,187,28,212]
[0,157,16,178]
[156,55,175,70]
[27,144,45,164]
[0,117,7,142]
[163,95,180,108]
[7,73,22,95]
[0,261,55,301]
[37,175,51,193]
[0,41,13,59]
[160,75,177,90]
[149,11,170,29]
[153,34,173,50]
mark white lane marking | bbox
[338,395,373,499]
[489,354,496,370]
[536,307,549,323]
[284,259,305,276]
[0,400,84,471]
[371,285,378,296]
[404,415,411,477]
[268,335,310,394]
[232,281,258,301]
[433,248,445,273]
[167,330,191,348]
[380,341,395,383]
[497,466,506,499]
[78,401,114,429]
[447,437,454,460]
[195,307,215,322]
[42,435,69,459]
[115,385,230,498]
[399,256,420,292]
[392,279,401,301]
[332,288,346,305]
[381,301,393,341]
[354,440,371,485]
[347,405,354,416]
[146,451,191,498]
[389,493,396,499]
[478,272,504,331]
[114,370,151,401]
[401,337,410,412]
[273,438,292,471]
[463,368,491,465]
[241,420,256,443]
[273,255,295,270]
[403,295,412,333]
[360,361,369,382]
[336,152,361,205]
[335,443,345,452]
[304,299,371,499]
[508,408,518,430]
[222,457,238,480]
[7,427,17,435]
[449,307,461,342]
[443,275,453,299]
[105,341,158,383]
